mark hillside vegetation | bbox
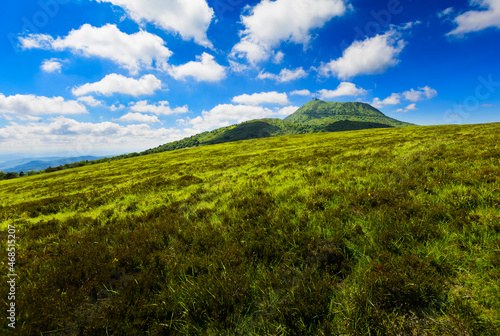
[1,123,499,335]
[0,100,410,180]
[143,100,411,154]
[145,118,395,155]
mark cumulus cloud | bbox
[318,82,367,99]
[0,117,184,154]
[276,105,300,116]
[232,91,290,106]
[20,24,172,74]
[130,100,189,115]
[95,0,214,47]
[0,93,87,116]
[448,0,500,36]
[41,58,64,73]
[232,0,347,63]
[257,67,308,83]
[72,74,162,97]
[372,86,437,110]
[273,51,285,64]
[109,104,125,111]
[117,112,161,124]
[77,96,103,107]
[168,53,226,82]
[290,89,312,96]
[371,93,402,108]
[320,30,406,79]
[228,60,250,73]
[395,103,417,113]
[182,104,299,134]
[403,86,438,102]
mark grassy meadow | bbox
[1,123,499,335]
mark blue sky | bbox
[1,0,499,157]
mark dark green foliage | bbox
[0,171,19,179]
[363,252,448,313]
[320,120,393,132]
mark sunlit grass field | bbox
[1,123,499,335]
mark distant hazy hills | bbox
[144,100,414,155]
[0,156,104,173]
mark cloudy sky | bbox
[1,0,499,157]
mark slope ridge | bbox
[145,100,412,154]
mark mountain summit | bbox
[285,100,413,127]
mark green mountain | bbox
[144,100,413,155]
[284,100,414,127]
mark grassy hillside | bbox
[143,100,409,155]
[0,100,409,180]
[1,123,499,335]
[145,117,395,155]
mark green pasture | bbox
[1,123,499,335]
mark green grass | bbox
[1,123,499,335]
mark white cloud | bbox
[372,86,437,109]
[232,91,290,106]
[77,96,103,107]
[258,67,308,83]
[0,94,87,116]
[231,0,347,63]
[0,117,184,154]
[130,100,189,115]
[276,105,300,116]
[402,21,422,30]
[117,112,161,123]
[290,89,312,96]
[3,114,42,122]
[19,34,53,49]
[182,104,299,134]
[95,0,214,47]
[168,53,226,82]
[371,93,401,108]
[396,103,417,113]
[20,24,172,74]
[72,74,162,97]
[41,58,64,73]
[437,7,454,18]
[320,30,406,79]
[109,104,125,111]
[318,82,367,99]
[448,0,500,36]
[273,51,285,64]
[229,60,250,73]
[402,86,438,102]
